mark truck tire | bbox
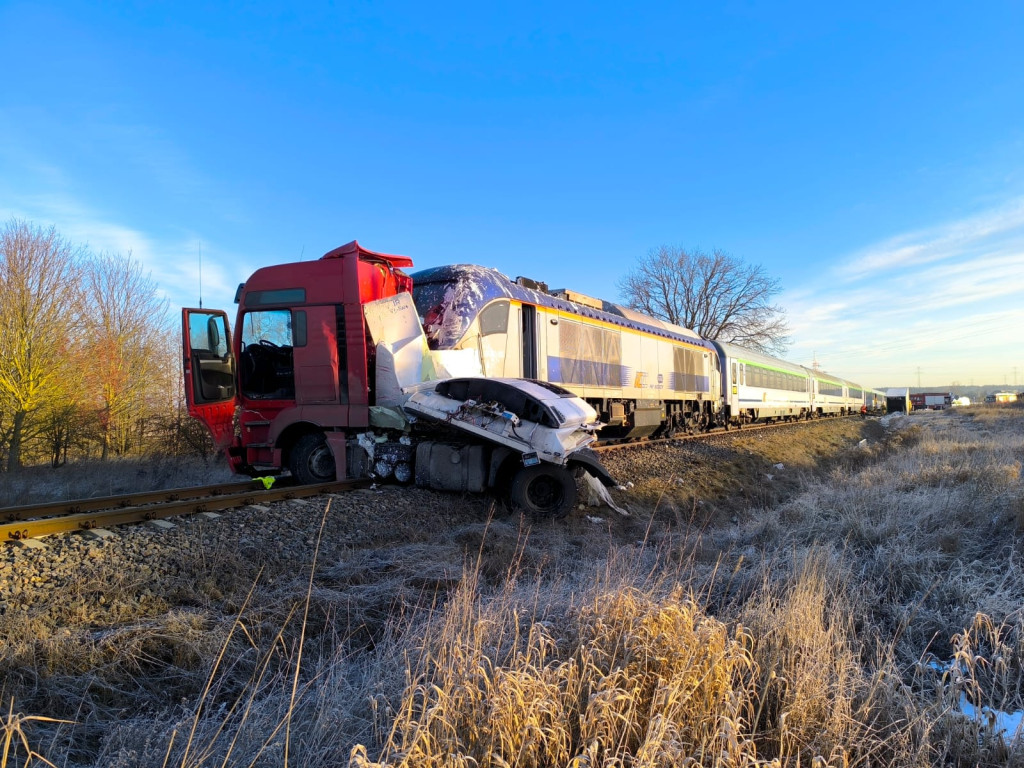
[509,465,576,519]
[290,432,336,484]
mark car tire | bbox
[509,464,577,519]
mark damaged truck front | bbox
[181,241,615,517]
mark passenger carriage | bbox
[806,371,850,417]
[712,340,812,425]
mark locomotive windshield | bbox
[413,280,474,350]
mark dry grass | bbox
[0,455,235,508]
[5,408,1024,766]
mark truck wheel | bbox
[290,433,336,484]
[510,465,576,519]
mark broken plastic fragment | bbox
[584,473,630,516]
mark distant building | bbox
[886,387,911,413]
[987,393,1019,405]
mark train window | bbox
[731,361,737,385]
[479,300,509,336]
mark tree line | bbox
[0,219,211,472]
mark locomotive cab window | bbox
[479,300,509,336]
[476,300,511,377]
[239,309,297,399]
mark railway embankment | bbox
[2,408,1022,766]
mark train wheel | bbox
[290,432,336,484]
[510,465,576,519]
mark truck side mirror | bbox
[207,317,221,351]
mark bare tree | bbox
[618,246,790,354]
[0,220,84,470]
[81,251,169,459]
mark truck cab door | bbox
[182,309,237,450]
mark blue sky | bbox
[2,1,1023,389]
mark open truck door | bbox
[182,308,237,451]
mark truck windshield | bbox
[239,310,296,399]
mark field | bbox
[2,407,1023,767]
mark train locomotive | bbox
[411,265,723,439]
[410,265,883,434]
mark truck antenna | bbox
[198,240,203,308]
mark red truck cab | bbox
[182,241,413,482]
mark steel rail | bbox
[0,480,275,522]
[1,479,363,543]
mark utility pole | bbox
[916,366,922,388]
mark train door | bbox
[504,305,523,378]
[522,304,538,379]
[543,309,560,383]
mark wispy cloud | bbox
[785,198,1024,387]
[1,189,259,314]
[0,105,266,312]
[840,197,1024,279]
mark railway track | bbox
[2,415,861,543]
[0,478,364,544]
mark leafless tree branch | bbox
[617,245,790,354]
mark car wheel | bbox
[509,464,576,519]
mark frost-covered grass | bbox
[4,407,1024,767]
[0,456,236,508]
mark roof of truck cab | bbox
[321,240,414,268]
